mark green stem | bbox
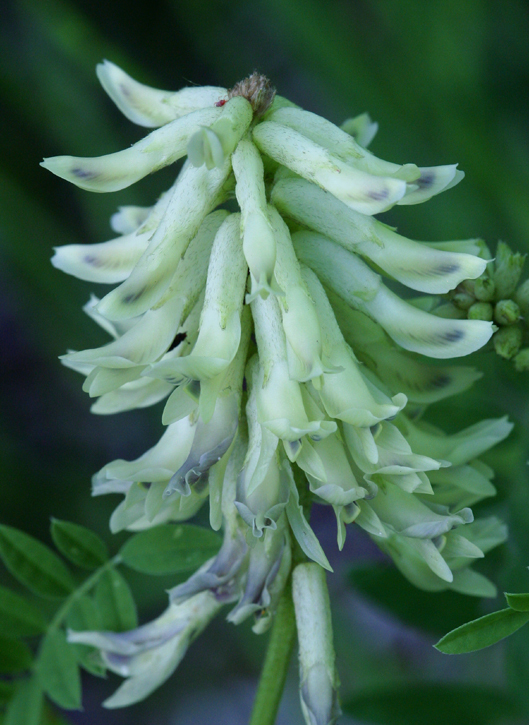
[249,579,297,725]
[48,554,122,632]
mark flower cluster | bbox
[44,63,511,716]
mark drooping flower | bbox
[44,64,510,720]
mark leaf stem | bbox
[249,579,297,725]
[48,554,122,633]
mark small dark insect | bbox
[215,99,227,107]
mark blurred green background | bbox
[1,0,529,723]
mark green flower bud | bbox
[514,278,529,316]
[493,241,525,299]
[468,302,493,321]
[473,277,495,302]
[494,299,520,326]
[293,564,341,725]
[452,291,475,310]
[493,325,523,359]
[514,348,529,372]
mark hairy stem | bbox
[249,580,297,725]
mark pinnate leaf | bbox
[0,526,74,599]
[505,592,529,611]
[36,628,82,710]
[66,595,106,677]
[51,519,108,570]
[435,607,529,654]
[120,524,221,575]
[95,567,137,631]
[4,676,43,725]
[0,585,47,636]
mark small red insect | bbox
[215,99,227,107]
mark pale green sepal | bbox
[232,138,279,299]
[368,483,473,539]
[156,214,247,381]
[41,106,223,192]
[97,60,226,127]
[253,121,407,215]
[399,416,514,467]
[165,393,238,499]
[162,385,199,425]
[62,294,185,369]
[97,160,231,320]
[91,378,174,415]
[302,267,406,426]
[340,112,378,148]
[188,96,253,169]
[354,501,387,539]
[154,209,229,310]
[252,293,336,442]
[456,517,508,555]
[440,533,484,561]
[295,440,327,483]
[330,298,483,402]
[269,206,326,381]
[84,365,144,397]
[449,569,497,598]
[398,166,464,205]
[386,535,453,585]
[95,416,196,487]
[52,231,150,284]
[110,205,151,234]
[285,465,333,572]
[235,456,289,539]
[275,180,486,293]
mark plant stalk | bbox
[249,579,297,725]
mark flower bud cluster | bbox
[446,240,529,363]
[44,64,511,714]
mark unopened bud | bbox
[468,302,493,321]
[493,325,523,359]
[493,241,525,299]
[514,348,529,372]
[494,299,520,326]
[452,291,475,310]
[515,279,529,317]
[474,277,495,302]
[293,563,341,725]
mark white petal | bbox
[97,60,226,127]
[254,121,407,215]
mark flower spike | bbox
[42,65,512,718]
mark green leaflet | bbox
[120,524,221,575]
[343,684,520,725]
[435,607,529,654]
[4,676,43,725]
[94,568,138,632]
[0,525,74,599]
[67,596,106,677]
[51,519,109,570]
[0,585,47,636]
[505,592,529,611]
[0,636,33,674]
[36,629,82,710]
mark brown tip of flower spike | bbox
[228,72,276,117]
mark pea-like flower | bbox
[44,63,510,720]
